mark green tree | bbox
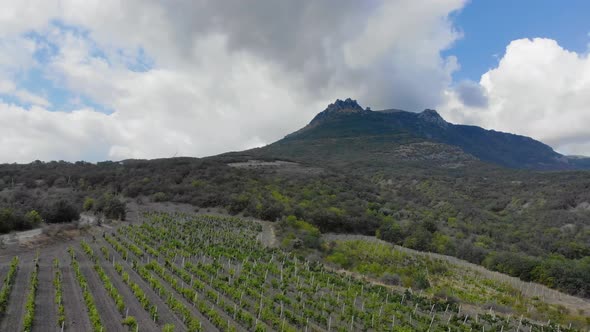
[377,218,404,244]
[96,193,126,220]
[0,208,16,233]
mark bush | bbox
[152,192,168,202]
[279,215,322,249]
[380,273,401,286]
[413,273,430,290]
[0,208,17,233]
[43,200,80,224]
[377,218,404,244]
[96,193,126,220]
[122,316,137,330]
[83,197,95,211]
[162,324,175,332]
[25,210,42,226]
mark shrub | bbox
[43,200,80,223]
[122,316,137,330]
[162,324,175,332]
[152,192,168,202]
[25,210,43,226]
[413,273,430,290]
[96,193,126,220]
[83,197,95,211]
[380,273,401,286]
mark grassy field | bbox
[322,237,590,329]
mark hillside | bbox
[248,98,588,170]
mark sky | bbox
[0,0,589,163]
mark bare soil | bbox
[132,259,220,332]
[94,238,188,330]
[61,265,93,331]
[73,247,126,332]
[257,221,278,248]
[32,261,58,332]
[0,266,8,288]
[0,262,32,331]
[87,240,160,331]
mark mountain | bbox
[250,98,589,170]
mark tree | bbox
[376,218,404,244]
[43,200,80,224]
[0,208,16,233]
[96,193,126,220]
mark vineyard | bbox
[0,212,586,331]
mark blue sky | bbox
[447,0,590,82]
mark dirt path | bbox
[0,228,43,245]
[257,221,278,248]
[88,241,160,331]
[74,248,125,332]
[32,261,58,332]
[0,262,32,331]
[61,265,92,331]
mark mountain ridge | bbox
[268,98,588,170]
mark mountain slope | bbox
[254,98,586,170]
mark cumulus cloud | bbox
[0,102,112,162]
[0,0,468,163]
[454,80,488,108]
[439,38,590,156]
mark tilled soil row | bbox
[74,247,126,332]
[98,236,221,331]
[32,261,58,332]
[0,262,32,331]
[118,232,263,332]
[0,266,9,288]
[94,237,190,331]
[61,264,93,331]
[86,240,160,331]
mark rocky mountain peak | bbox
[324,98,365,113]
[309,98,369,124]
[418,109,448,128]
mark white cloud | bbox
[0,0,468,163]
[439,38,590,156]
[0,102,112,162]
[0,80,51,107]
